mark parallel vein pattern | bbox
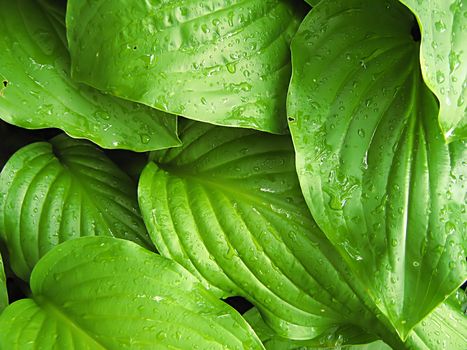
[0,237,264,349]
[287,0,467,339]
[0,135,152,281]
[139,121,398,341]
[66,0,306,133]
[0,0,180,152]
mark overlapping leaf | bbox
[0,236,264,349]
[0,135,152,281]
[0,0,180,152]
[66,0,306,134]
[288,0,467,339]
[244,307,381,349]
[245,290,467,350]
[138,121,405,343]
[399,0,467,142]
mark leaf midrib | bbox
[157,164,306,218]
[34,295,108,349]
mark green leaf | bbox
[245,290,467,350]
[0,253,7,313]
[0,236,264,349]
[288,0,467,339]
[405,289,467,350]
[0,134,152,281]
[66,0,305,134]
[138,121,402,342]
[399,0,467,142]
[244,307,380,349]
[0,0,180,152]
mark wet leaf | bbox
[0,0,180,152]
[66,0,305,134]
[0,135,152,281]
[288,0,467,339]
[0,237,264,349]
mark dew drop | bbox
[140,134,151,144]
[436,71,445,84]
[435,21,446,32]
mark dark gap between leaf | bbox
[411,19,421,42]
[2,80,8,88]
[224,296,253,314]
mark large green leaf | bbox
[138,121,406,344]
[245,290,467,350]
[0,253,7,313]
[0,236,264,349]
[399,0,467,142]
[0,135,152,281]
[66,0,305,134]
[0,0,180,152]
[287,0,467,339]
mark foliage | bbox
[0,0,465,348]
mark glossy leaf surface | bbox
[0,236,264,349]
[399,0,467,142]
[0,0,180,152]
[0,135,152,281]
[288,0,467,339]
[66,0,305,133]
[139,121,396,341]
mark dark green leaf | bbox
[288,0,467,339]
[0,0,180,152]
[399,0,467,142]
[0,236,264,349]
[0,135,152,281]
[66,0,305,134]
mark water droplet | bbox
[391,239,398,247]
[157,331,167,340]
[436,71,445,84]
[412,261,420,267]
[226,62,237,73]
[435,21,446,32]
[357,128,366,137]
[140,134,151,144]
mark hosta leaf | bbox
[399,0,467,142]
[246,290,467,350]
[244,307,380,349]
[288,0,467,339]
[0,253,7,313]
[405,289,467,350]
[138,121,400,342]
[0,236,264,349]
[0,134,152,281]
[66,0,305,134]
[0,0,180,152]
